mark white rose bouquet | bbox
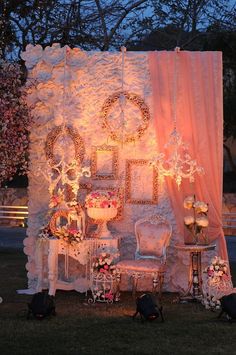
[183,195,209,244]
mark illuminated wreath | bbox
[101,91,150,144]
[45,125,85,166]
[49,209,69,235]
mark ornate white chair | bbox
[115,214,172,299]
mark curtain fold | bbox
[148,50,228,262]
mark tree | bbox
[0,0,151,59]
[0,60,32,186]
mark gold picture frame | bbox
[91,144,118,180]
[101,91,150,144]
[45,125,85,166]
[125,159,158,204]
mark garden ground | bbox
[0,228,236,355]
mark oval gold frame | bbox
[101,91,150,144]
[49,209,69,235]
[45,125,85,165]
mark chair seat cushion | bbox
[116,259,164,273]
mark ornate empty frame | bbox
[45,125,85,166]
[125,159,158,204]
[91,145,118,180]
[101,91,150,144]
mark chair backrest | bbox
[134,214,172,261]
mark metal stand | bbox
[175,244,216,302]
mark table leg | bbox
[48,239,59,296]
[179,251,203,301]
[192,251,203,298]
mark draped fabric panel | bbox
[148,51,228,262]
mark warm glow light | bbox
[150,128,204,189]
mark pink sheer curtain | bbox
[148,51,228,261]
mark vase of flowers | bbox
[85,190,121,238]
[183,195,209,245]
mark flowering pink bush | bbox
[0,60,32,185]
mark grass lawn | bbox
[0,248,236,355]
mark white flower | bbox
[31,102,53,124]
[66,47,87,66]
[32,61,52,82]
[194,201,208,213]
[196,216,209,227]
[37,81,62,102]
[184,215,195,225]
[21,44,43,68]
[211,257,217,265]
[43,43,65,65]
[183,195,195,209]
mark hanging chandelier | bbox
[150,47,204,189]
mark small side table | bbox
[175,244,216,301]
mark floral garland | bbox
[85,190,121,209]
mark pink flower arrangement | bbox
[85,190,121,209]
[92,287,114,302]
[92,252,115,274]
[202,256,232,310]
[205,256,230,282]
[54,225,83,245]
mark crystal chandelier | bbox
[150,47,204,189]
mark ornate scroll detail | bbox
[101,91,150,144]
[91,144,118,180]
[45,125,85,165]
[125,159,158,205]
